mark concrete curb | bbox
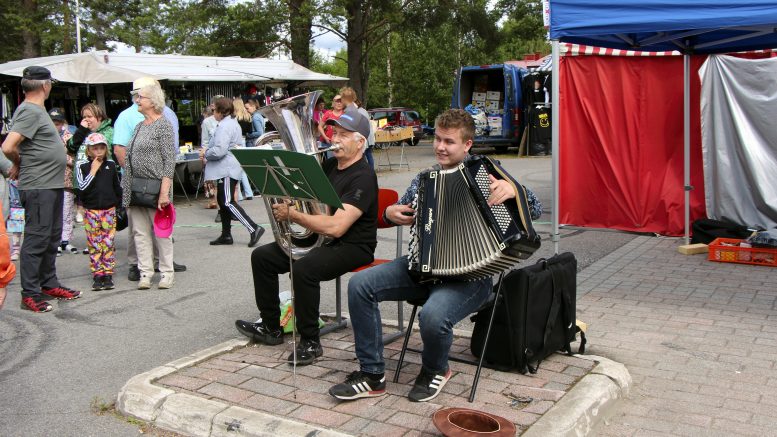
[116,338,352,437]
[522,355,631,437]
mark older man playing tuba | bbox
[235,106,378,366]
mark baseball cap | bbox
[326,106,371,139]
[23,66,57,82]
[333,94,342,101]
[153,204,176,238]
[132,76,159,91]
[48,107,66,122]
[83,133,108,147]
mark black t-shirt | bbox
[322,157,378,251]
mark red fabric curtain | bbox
[558,55,708,236]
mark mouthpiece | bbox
[310,144,341,155]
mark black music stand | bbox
[233,149,343,380]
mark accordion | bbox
[408,156,540,281]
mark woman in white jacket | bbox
[201,97,264,248]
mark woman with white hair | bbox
[122,83,176,290]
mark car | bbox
[368,107,425,146]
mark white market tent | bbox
[0,51,348,87]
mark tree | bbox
[288,0,314,67]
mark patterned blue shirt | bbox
[396,155,543,220]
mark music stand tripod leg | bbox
[286,214,299,398]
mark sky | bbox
[108,30,345,61]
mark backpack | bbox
[471,252,585,373]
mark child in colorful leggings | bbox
[77,133,121,291]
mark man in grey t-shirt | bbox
[1,66,82,313]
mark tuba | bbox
[255,91,331,259]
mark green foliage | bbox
[2,0,547,125]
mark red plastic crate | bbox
[708,238,777,267]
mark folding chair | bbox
[321,188,406,340]
[392,272,507,402]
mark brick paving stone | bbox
[280,389,337,409]
[521,400,554,414]
[540,381,569,391]
[238,377,296,397]
[236,363,290,381]
[157,374,209,391]
[386,411,439,434]
[198,382,255,403]
[321,338,355,350]
[339,416,371,434]
[216,351,246,362]
[237,353,286,366]
[279,373,338,395]
[239,392,299,416]
[391,397,444,418]
[288,405,351,428]
[711,418,773,436]
[199,358,250,373]
[176,367,208,378]
[197,368,252,386]
[332,398,397,422]
[360,420,409,437]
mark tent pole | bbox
[551,40,560,255]
[683,54,691,245]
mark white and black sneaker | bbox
[329,371,387,400]
[407,367,452,402]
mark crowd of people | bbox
[0,68,543,407]
[0,69,190,310]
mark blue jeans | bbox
[348,256,492,374]
[239,170,252,199]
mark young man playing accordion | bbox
[329,109,542,402]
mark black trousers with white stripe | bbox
[217,177,258,236]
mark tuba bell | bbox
[255,91,331,259]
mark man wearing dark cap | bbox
[235,105,378,366]
[1,66,82,313]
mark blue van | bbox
[451,63,526,151]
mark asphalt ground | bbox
[0,141,637,436]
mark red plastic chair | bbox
[323,188,405,336]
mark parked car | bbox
[368,107,425,145]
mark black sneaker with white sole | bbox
[286,337,323,366]
[329,371,386,400]
[407,367,452,402]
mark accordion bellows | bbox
[408,156,541,281]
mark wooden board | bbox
[678,243,708,255]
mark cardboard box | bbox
[487,116,502,127]
[472,92,487,102]
[484,100,501,111]
[374,126,414,143]
[486,91,502,100]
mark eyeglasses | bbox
[132,93,149,101]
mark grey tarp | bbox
[699,54,777,230]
